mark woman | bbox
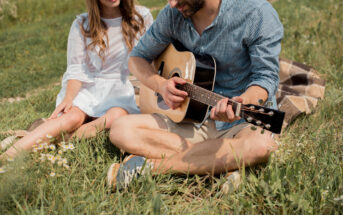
[0,0,153,160]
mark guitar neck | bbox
[178,83,242,116]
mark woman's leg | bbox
[0,107,87,160]
[71,107,128,139]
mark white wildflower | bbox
[55,155,62,160]
[46,134,53,139]
[49,145,56,151]
[58,150,63,155]
[49,172,56,177]
[62,158,68,164]
[42,142,49,149]
[0,167,6,173]
[32,147,38,153]
[50,157,56,164]
[37,144,44,150]
[46,154,54,161]
[68,143,75,150]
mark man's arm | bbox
[128,56,187,109]
[211,3,283,123]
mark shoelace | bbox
[122,166,143,188]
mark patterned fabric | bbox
[277,58,325,130]
[130,58,325,134]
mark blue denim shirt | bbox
[131,0,283,130]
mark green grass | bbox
[1,0,343,214]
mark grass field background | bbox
[0,0,342,214]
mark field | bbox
[0,0,342,214]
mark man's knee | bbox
[109,115,136,148]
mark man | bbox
[107,0,283,190]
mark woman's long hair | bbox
[81,0,145,61]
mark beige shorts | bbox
[153,113,250,144]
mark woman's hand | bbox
[210,96,243,122]
[49,98,73,120]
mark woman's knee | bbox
[104,107,128,128]
[63,108,86,129]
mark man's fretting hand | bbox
[210,96,243,122]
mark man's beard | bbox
[179,0,205,18]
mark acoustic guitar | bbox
[139,42,285,134]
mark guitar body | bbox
[139,42,216,123]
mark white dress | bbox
[56,6,153,117]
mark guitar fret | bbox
[182,83,227,106]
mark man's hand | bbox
[210,96,243,122]
[49,98,73,120]
[158,77,188,109]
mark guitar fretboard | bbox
[178,83,242,116]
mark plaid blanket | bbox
[130,58,325,134]
[277,58,325,130]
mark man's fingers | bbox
[170,78,188,97]
[173,76,187,85]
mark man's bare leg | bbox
[110,114,277,175]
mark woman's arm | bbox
[49,80,82,119]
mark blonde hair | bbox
[80,0,145,61]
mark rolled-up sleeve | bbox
[130,6,174,63]
[245,3,283,100]
[62,17,94,85]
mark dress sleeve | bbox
[62,17,94,85]
[142,8,153,30]
[244,3,283,100]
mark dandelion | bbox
[49,145,56,151]
[0,167,6,173]
[50,172,56,177]
[46,134,53,139]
